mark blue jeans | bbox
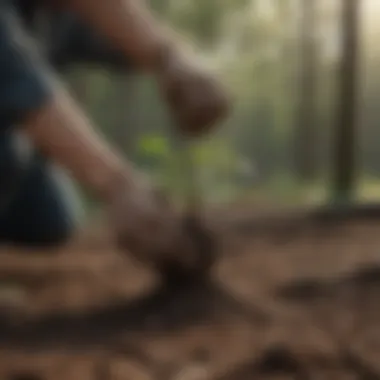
[0,4,80,247]
[0,132,80,247]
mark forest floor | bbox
[1,206,380,379]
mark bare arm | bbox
[24,82,133,201]
[0,6,131,202]
[27,0,181,194]
[58,0,176,70]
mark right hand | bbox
[106,173,190,269]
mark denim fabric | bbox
[0,3,53,127]
[0,3,80,247]
[0,143,80,247]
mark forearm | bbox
[60,0,174,70]
[23,83,132,201]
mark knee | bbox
[0,156,85,249]
[0,131,33,190]
[27,218,77,248]
[7,212,78,249]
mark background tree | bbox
[293,0,319,182]
[331,0,360,204]
[20,0,380,207]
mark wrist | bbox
[94,163,136,202]
[132,33,178,73]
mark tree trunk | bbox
[331,0,360,203]
[293,0,318,181]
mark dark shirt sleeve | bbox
[0,4,53,128]
[47,12,133,72]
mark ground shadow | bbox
[211,342,380,380]
[212,345,305,380]
[276,264,380,303]
[0,278,269,351]
[231,203,380,236]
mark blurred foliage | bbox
[134,133,253,202]
[63,0,380,207]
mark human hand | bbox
[156,47,231,136]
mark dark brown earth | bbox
[1,207,380,379]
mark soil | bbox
[1,208,380,379]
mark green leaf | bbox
[137,134,170,158]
